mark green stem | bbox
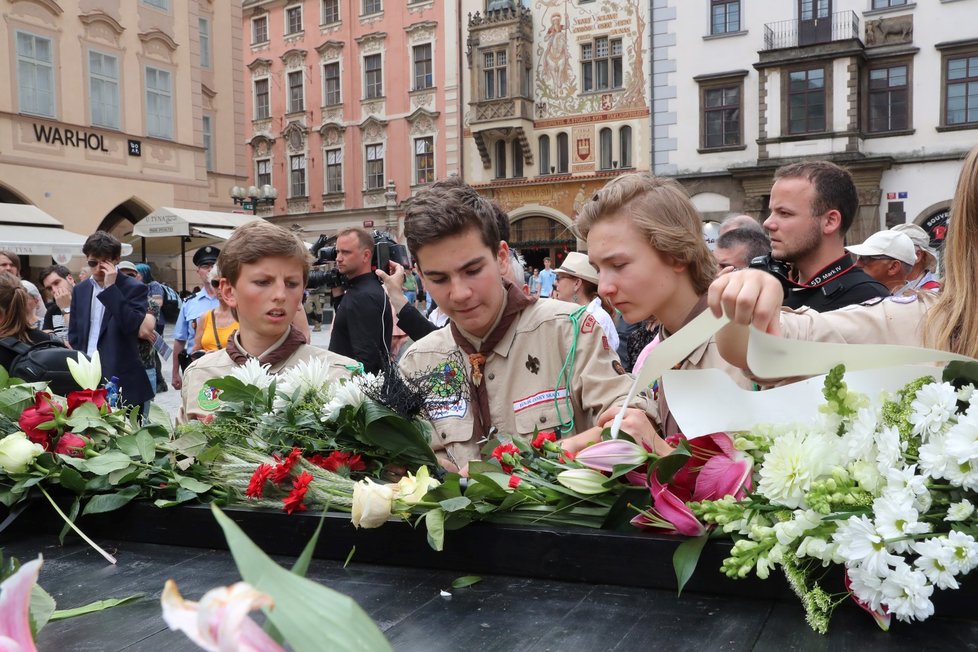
[38,485,116,565]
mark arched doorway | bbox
[97,198,153,255]
[0,184,30,205]
[508,215,577,271]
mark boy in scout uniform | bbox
[399,180,658,473]
[179,221,359,423]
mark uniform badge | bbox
[580,314,596,334]
[612,360,626,376]
[197,384,222,411]
[888,294,918,304]
[432,359,465,397]
[601,335,610,351]
[526,354,540,375]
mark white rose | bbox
[351,478,394,528]
[0,432,44,474]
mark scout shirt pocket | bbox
[426,394,472,447]
[512,387,568,437]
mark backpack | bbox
[0,337,84,396]
[161,283,183,324]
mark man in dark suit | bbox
[68,231,153,409]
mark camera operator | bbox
[755,161,888,312]
[327,228,392,373]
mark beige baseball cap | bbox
[555,251,599,285]
[890,223,939,270]
[846,230,916,266]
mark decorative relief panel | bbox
[251,119,273,138]
[281,48,307,69]
[323,196,345,212]
[287,197,310,214]
[410,92,434,111]
[479,27,508,46]
[322,107,343,123]
[405,21,436,44]
[316,40,344,62]
[282,121,308,153]
[79,11,124,46]
[139,29,178,64]
[865,15,913,47]
[248,58,272,78]
[319,123,345,147]
[356,32,387,55]
[359,117,387,143]
[406,108,439,136]
[9,0,62,26]
[363,191,386,207]
[249,135,274,157]
[360,99,386,120]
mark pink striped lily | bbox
[0,556,42,652]
[575,439,649,473]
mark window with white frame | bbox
[324,62,341,105]
[16,31,55,117]
[142,0,169,10]
[252,16,268,44]
[285,5,303,35]
[256,158,272,187]
[199,18,211,68]
[202,114,214,171]
[413,44,433,90]
[254,78,270,119]
[322,0,340,24]
[581,37,622,92]
[711,0,740,35]
[365,143,384,190]
[619,126,632,168]
[325,149,343,193]
[363,0,382,16]
[483,50,507,99]
[89,50,119,129]
[872,0,908,8]
[290,155,307,196]
[414,137,434,185]
[145,66,173,139]
[364,54,383,99]
[287,70,304,113]
[599,127,612,169]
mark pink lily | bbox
[844,571,891,632]
[0,555,41,652]
[576,439,649,473]
[161,580,286,652]
[632,475,706,537]
[689,433,752,502]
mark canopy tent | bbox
[0,203,132,262]
[130,208,262,288]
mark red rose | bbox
[532,431,557,449]
[491,443,521,473]
[246,463,273,499]
[66,388,109,416]
[18,392,58,450]
[53,433,88,458]
[282,471,313,514]
[270,448,302,484]
[508,475,522,489]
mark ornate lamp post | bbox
[230,184,278,215]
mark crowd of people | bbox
[2,142,969,465]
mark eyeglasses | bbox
[857,255,894,264]
[87,259,99,267]
[210,279,220,288]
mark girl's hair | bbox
[135,263,154,283]
[576,173,717,295]
[925,144,978,357]
[0,272,34,341]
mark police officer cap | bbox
[193,246,220,267]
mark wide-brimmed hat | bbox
[555,252,599,285]
[846,230,916,266]
[890,223,939,270]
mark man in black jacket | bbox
[327,228,392,373]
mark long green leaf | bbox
[212,505,391,652]
[425,508,445,552]
[673,533,709,597]
[48,594,142,621]
[81,486,140,516]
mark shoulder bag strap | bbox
[210,310,222,349]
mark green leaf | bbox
[673,532,709,597]
[0,365,8,388]
[211,505,391,652]
[29,584,57,634]
[114,435,141,458]
[424,508,445,552]
[205,376,269,407]
[358,401,438,468]
[135,431,156,463]
[108,467,144,486]
[944,361,978,390]
[83,452,134,476]
[451,576,482,589]
[438,496,472,513]
[343,546,356,569]
[81,486,140,516]
[0,384,42,420]
[651,438,692,485]
[175,476,213,494]
[49,594,142,621]
[65,402,107,432]
[57,467,87,494]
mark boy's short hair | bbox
[576,173,718,295]
[336,227,374,251]
[404,178,500,262]
[218,220,312,286]
[82,231,122,260]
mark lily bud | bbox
[575,439,649,473]
[351,478,395,528]
[557,468,611,495]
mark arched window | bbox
[538,135,551,175]
[495,140,506,179]
[619,126,632,168]
[511,141,523,177]
[599,127,613,170]
[556,132,569,174]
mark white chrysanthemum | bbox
[757,430,837,509]
[881,564,934,623]
[918,433,951,480]
[957,383,976,404]
[873,494,931,554]
[912,537,960,590]
[277,357,334,399]
[841,406,880,465]
[850,460,883,494]
[908,382,958,441]
[847,565,888,613]
[875,425,907,474]
[945,530,978,575]
[228,357,274,389]
[321,374,373,423]
[832,515,900,577]
[883,464,931,512]
[944,412,978,490]
[946,499,975,522]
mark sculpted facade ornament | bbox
[316,40,344,62]
[405,21,436,44]
[139,29,179,64]
[281,48,307,69]
[247,58,272,78]
[282,121,308,153]
[319,122,346,146]
[406,108,439,137]
[359,116,388,143]
[865,15,913,47]
[78,11,124,46]
[249,135,274,157]
[356,32,387,54]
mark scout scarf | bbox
[225,326,307,369]
[450,280,536,442]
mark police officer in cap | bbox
[170,245,220,390]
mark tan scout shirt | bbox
[179,338,360,423]
[399,299,648,468]
[778,293,934,346]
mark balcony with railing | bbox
[763,11,860,51]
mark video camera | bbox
[307,231,410,290]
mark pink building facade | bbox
[242,0,457,236]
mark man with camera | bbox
[756,161,888,312]
[327,228,392,374]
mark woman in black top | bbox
[0,272,63,371]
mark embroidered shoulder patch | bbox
[859,296,885,307]
[580,314,596,334]
[888,294,918,304]
[197,384,222,411]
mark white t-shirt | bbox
[586,297,619,351]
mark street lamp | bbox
[230,184,278,215]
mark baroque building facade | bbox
[461,0,650,266]
[655,0,974,251]
[0,0,246,278]
[242,0,458,238]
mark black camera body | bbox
[748,254,792,297]
[307,231,409,289]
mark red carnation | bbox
[53,433,88,458]
[246,463,274,499]
[508,475,522,489]
[66,388,109,415]
[18,392,57,450]
[532,431,557,449]
[491,443,521,473]
[270,447,302,484]
[311,451,367,476]
[282,471,313,514]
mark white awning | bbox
[0,203,132,257]
[132,207,261,238]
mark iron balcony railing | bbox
[763,10,860,51]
